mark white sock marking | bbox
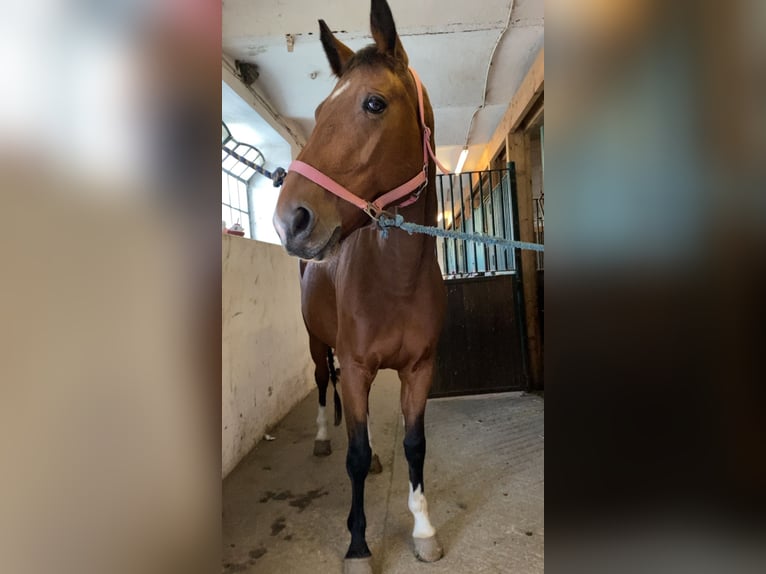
[408,484,436,539]
[316,405,328,441]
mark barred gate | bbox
[436,166,517,277]
[431,164,531,396]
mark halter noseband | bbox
[288,67,449,220]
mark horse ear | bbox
[370,0,408,64]
[319,20,354,77]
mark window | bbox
[221,122,265,238]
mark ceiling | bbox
[222,0,543,173]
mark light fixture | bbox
[455,146,469,174]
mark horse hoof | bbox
[413,535,444,562]
[313,439,331,456]
[369,453,382,474]
[343,556,373,574]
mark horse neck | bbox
[347,175,437,291]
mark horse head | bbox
[273,0,431,261]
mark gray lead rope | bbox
[376,214,545,252]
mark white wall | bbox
[222,235,314,477]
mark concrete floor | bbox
[222,370,544,573]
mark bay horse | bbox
[273,0,446,571]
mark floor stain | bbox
[289,488,329,512]
[259,488,327,511]
[222,546,267,573]
[259,490,294,503]
[271,516,286,536]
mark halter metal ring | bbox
[363,203,394,222]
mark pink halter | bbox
[288,67,450,218]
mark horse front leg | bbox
[339,363,375,574]
[309,334,332,456]
[399,360,443,563]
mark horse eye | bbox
[364,95,387,114]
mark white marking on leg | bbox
[328,80,350,102]
[316,405,328,441]
[408,484,436,539]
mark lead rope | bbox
[376,213,544,252]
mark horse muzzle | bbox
[273,201,341,261]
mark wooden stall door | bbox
[431,274,526,397]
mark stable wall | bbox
[222,235,314,477]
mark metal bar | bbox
[438,175,449,274]
[223,147,268,178]
[246,179,256,239]
[221,202,248,214]
[222,147,286,187]
[477,171,488,272]
[222,170,249,184]
[458,172,468,273]
[461,172,477,274]
[534,198,542,270]
[449,170,457,275]
[497,169,509,270]
[539,200,544,269]
[488,170,498,271]
[508,162,530,388]
[227,169,234,219]
[458,177,464,273]
[222,203,243,215]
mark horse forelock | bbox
[342,45,406,77]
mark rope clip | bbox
[363,203,394,222]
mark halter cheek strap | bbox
[288,67,450,218]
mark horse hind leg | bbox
[367,412,382,474]
[309,335,332,456]
[328,348,343,426]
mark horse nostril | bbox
[291,206,315,238]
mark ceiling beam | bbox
[477,47,544,169]
[222,59,306,157]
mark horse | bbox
[273,0,446,571]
